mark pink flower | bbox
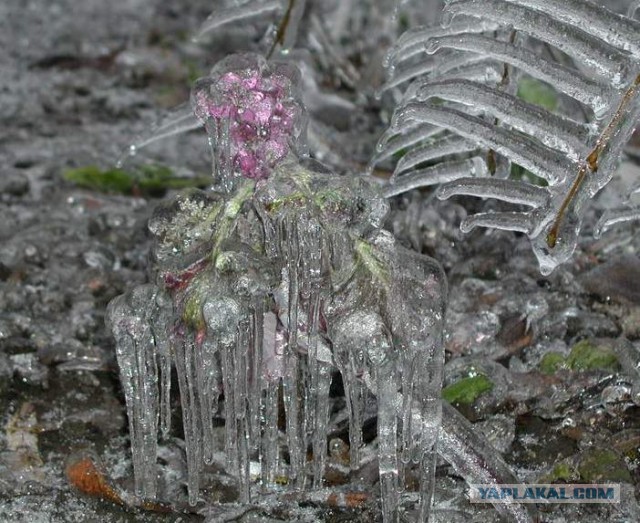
[192,54,307,180]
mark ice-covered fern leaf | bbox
[376,0,640,274]
[194,0,283,42]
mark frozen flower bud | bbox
[191,53,307,182]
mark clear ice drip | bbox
[107,285,164,500]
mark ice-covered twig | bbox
[193,0,283,42]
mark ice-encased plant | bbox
[375,0,640,275]
[107,54,450,522]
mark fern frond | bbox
[378,0,640,274]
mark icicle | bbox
[377,360,400,523]
[346,358,366,470]
[393,134,477,179]
[248,304,265,451]
[388,244,447,521]
[505,0,640,57]
[278,216,306,487]
[196,335,219,465]
[384,157,488,198]
[444,0,636,86]
[261,380,281,487]
[258,311,282,488]
[394,102,575,184]
[152,291,173,438]
[414,79,590,158]
[174,335,202,505]
[107,286,160,500]
[436,177,550,207]
[221,339,239,475]
[193,0,283,42]
[330,312,372,471]
[311,360,331,487]
[459,211,535,234]
[203,297,243,477]
[424,33,612,115]
[116,106,202,167]
[236,321,252,502]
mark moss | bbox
[442,374,494,405]
[539,462,577,483]
[539,352,567,374]
[63,165,210,196]
[539,341,618,374]
[566,340,618,372]
[577,449,632,483]
[517,77,558,112]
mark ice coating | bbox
[107,154,452,520]
[191,54,307,185]
[393,102,574,184]
[194,0,283,42]
[444,0,636,86]
[413,79,590,158]
[420,34,612,115]
[376,0,640,275]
